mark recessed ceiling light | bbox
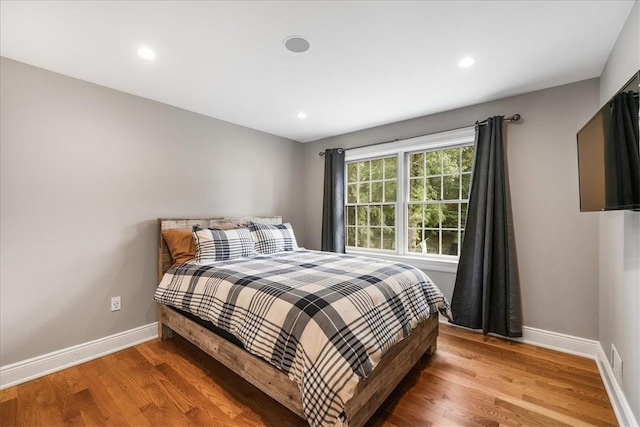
[458,57,476,68]
[137,47,156,61]
[297,112,307,119]
[284,36,311,53]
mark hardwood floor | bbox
[0,323,617,426]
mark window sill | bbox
[345,249,459,274]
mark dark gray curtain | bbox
[321,148,346,253]
[605,91,640,208]
[450,116,523,337]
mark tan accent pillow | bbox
[162,229,196,265]
[162,223,242,266]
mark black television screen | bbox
[577,72,640,212]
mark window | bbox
[345,156,397,250]
[344,127,475,268]
[407,146,473,256]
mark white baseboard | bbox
[440,319,637,426]
[596,343,639,427]
[520,325,599,359]
[0,322,158,389]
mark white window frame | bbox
[345,126,475,273]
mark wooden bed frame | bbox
[156,216,439,427]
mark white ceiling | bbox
[0,1,635,143]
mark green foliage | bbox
[442,148,459,174]
[409,153,423,177]
[369,206,381,226]
[426,151,441,176]
[358,161,370,182]
[426,177,441,200]
[346,206,355,226]
[384,180,397,202]
[347,163,358,183]
[347,184,357,203]
[461,146,473,172]
[357,206,368,225]
[383,227,395,250]
[371,181,383,203]
[371,159,383,180]
[357,226,368,247]
[424,204,439,228]
[409,178,424,201]
[383,205,395,226]
[359,183,370,203]
[443,175,460,200]
[408,204,422,228]
[346,227,356,246]
[384,157,396,179]
[442,203,459,228]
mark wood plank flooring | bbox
[0,323,617,426]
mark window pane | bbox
[409,178,424,201]
[424,230,439,254]
[461,173,471,199]
[384,180,397,202]
[357,206,368,226]
[371,159,383,180]
[346,226,356,246]
[346,206,356,226]
[347,163,358,183]
[369,205,382,227]
[358,182,370,203]
[347,184,357,204]
[426,177,441,201]
[408,228,423,253]
[442,203,459,228]
[383,205,395,227]
[461,146,474,172]
[384,157,397,179]
[424,204,440,228]
[442,231,459,255]
[371,181,383,203]
[383,227,395,250]
[442,148,460,174]
[409,153,424,177]
[407,203,423,228]
[370,227,382,249]
[426,151,442,176]
[358,161,370,182]
[443,174,460,200]
[357,227,368,247]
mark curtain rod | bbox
[319,114,522,156]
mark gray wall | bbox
[302,79,602,340]
[598,1,639,421]
[0,57,305,365]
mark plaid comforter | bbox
[154,250,451,427]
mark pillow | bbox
[248,222,299,254]
[162,228,196,265]
[193,226,257,263]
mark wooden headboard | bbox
[157,216,282,282]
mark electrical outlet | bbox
[611,344,623,385]
[111,296,121,312]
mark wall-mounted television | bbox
[577,71,640,212]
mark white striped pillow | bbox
[248,222,299,254]
[193,226,257,263]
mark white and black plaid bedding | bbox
[154,250,451,427]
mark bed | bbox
[155,216,447,427]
